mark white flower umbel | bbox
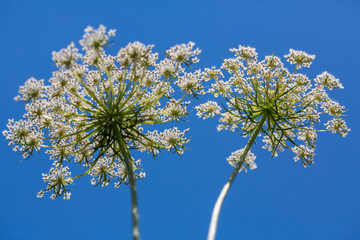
[226,149,256,172]
[3,25,206,240]
[195,101,221,119]
[197,45,350,240]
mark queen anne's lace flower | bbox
[201,45,349,240]
[195,101,221,119]
[284,49,316,69]
[4,25,206,200]
[209,80,232,98]
[325,118,349,137]
[197,45,349,168]
[175,70,206,96]
[159,127,190,155]
[226,149,257,172]
[292,145,315,166]
[52,42,82,68]
[38,165,73,200]
[79,25,112,51]
[314,71,344,90]
[230,45,258,61]
[13,78,46,102]
[166,41,201,67]
[217,112,239,132]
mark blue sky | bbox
[1,1,359,239]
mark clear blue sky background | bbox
[1,1,359,239]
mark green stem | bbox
[207,113,267,240]
[114,126,141,240]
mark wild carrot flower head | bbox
[196,45,350,170]
[3,25,206,200]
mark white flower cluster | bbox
[175,70,206,96]
[209,80,232,98]
[4,25,205,200]
[13,78,45,102]
[226,149,257,173]
[79,25,114,51]
[284,49,316,69]
[217,112,240,132]
[89,156,145,188]
[325,118,349,137]
[230,45,258,61]
[314,71,344,90]
[3,119,43,159]
[163,99,190,122]
[195,101,222,119]
[203,67,224,81]
[52,42,82,68]
[117,41,156,67]
[166,41,201,66]
[37,165,73,200]
[197,45,350,168]
[160,127,190,155]
[291,145,315,166]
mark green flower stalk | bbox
[3,25,206,240]
[196,46,350,240]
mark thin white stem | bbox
[207,114,267,240]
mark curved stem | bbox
[207,114,267,240]
[114,127,141,240]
